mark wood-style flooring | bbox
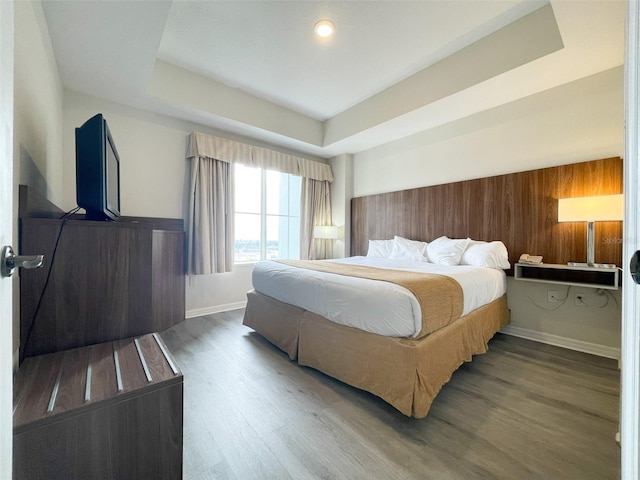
[161,310,620,480]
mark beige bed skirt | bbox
[243,290,510,418]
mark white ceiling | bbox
[40,0,625,159]
[159,0,537,120]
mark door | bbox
[622,2,640,478]
[0,0,14,477]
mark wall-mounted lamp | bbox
[313,225,339,240]
[557,194,623,267]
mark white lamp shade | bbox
[314,225,338,239]
[558,194,623,222]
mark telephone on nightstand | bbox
[519,254,543,264]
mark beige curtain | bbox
[188,132,334,181]
[186,131,334,267]
[187,156,235,274]
[301,178,333,260]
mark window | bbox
[234,163,301,262]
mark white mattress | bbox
[252,256,507,338]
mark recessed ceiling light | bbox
[314,19,335,39]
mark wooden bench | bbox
[13,333,183,479]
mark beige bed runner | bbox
[275,260,464,338]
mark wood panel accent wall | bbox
[351,157,623,269]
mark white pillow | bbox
[389,235,428,262]
[426,236,470,266]
[460,239,511,269]
[366,239,395,258]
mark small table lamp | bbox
[557,194,623,267]
[313,225,339,240]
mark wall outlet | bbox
[547,290,562,303]
[574,293,587,306]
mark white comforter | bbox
[252,256,507,338]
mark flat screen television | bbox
[75,113,121,221]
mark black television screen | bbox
[76,113,120,221]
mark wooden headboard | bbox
[351,157,623,270]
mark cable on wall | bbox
[517,282,571,311]
[20,207,80,363]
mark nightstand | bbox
[514,262,620,290]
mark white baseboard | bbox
[185,300,247,319]
[500,325,621,360]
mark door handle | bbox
[1,246,44,278]
[631,250,640,285]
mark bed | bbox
[243,236,511,418]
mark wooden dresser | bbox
[19,214,185,358]
[13,333,183,479]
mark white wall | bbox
[14,1,64,204]
[505,278,621,359]
[13,1,64,362]
[185,264,255,318]
[344,65,624,358]
[329,154,353,259]
[63,93,187,218]
[62,91,326,317]
[353,66,623,197]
